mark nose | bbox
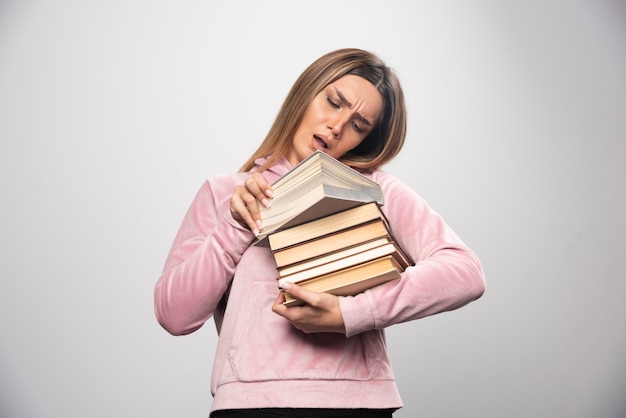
[328,115,346,139]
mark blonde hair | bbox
[240,48,407,173]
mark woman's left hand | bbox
[271,281,346,334]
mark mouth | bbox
[313,135,329,150]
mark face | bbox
[286,74,384,166]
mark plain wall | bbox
[1,1,625,417]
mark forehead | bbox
[325,74,378,96]
[324,74,384,119]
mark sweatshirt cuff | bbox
[339,292,378,338]
[220,210,257,255]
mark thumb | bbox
[278,280,322,306]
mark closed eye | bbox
[352,121,364,133]
[327,96,339,109]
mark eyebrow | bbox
[333,87,373,127]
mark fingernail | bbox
[256,219,263,230]
[252,228,259,237]
[266,190,274,198]
[278,280,292,290]
[262,198,271,208]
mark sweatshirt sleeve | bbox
[154,177,256,336]
[339,171,486,337]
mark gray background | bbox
[1,1,625,417]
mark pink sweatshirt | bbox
[154,156,485,413]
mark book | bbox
[256,151,384,241]
[272,219,391,268]
[282,255,404,307]
[278,241,412,285]
[277,236,392,277]
[268,202,386,251]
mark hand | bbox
[229,172,274,236]
[272,281,346,334]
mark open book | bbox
[256,151,384,241]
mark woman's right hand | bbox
[229,171,274,236]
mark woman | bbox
[154,48,485,417]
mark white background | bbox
[1,1,625,417]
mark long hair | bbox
[240,48,407,173]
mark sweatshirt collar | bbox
[253,155,293,180]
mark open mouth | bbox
[313,135,329,149]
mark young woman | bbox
[154,48,485,418]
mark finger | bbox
[251,172,274,200]
[271,290,288,316]
[272,290,310,327]
[230,186,262,235]
[245,174,272,209]
[273,282,344,334]
[242,173,274,234]
[240,187,264,231]
[278,280,324,308]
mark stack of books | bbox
[256,151,413,306]
[270,202,412,306]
